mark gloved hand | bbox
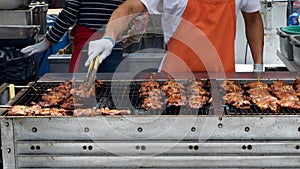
[21,39,49,56]
[253,64,263,72]
[85,37,115,67]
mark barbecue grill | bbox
[1,72,300,168]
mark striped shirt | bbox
[46,0,125,43]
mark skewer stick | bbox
[0,105,11,110]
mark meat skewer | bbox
[139,77,164,110]
[222,80,250,109]
[187,80,210,109]
[161,80,186,106]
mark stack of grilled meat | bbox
[139,79,210,111]
[8,80,131,116]
[223,79,300,112]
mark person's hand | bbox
[85,37,115,67]
[253,64,263,72]
[21,39,50,56]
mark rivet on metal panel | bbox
[245,127,250,132]
[218,117,222,121]
[88,145,93,150]
[188,145,193,150]
[296,145,300,150]
[141,145,146,150]
[36,145,40,150]
[6,148,11,153]
[194,145,199,150]
[135,146,140,150]
[242,145,247,150]
[5,122,9,127]
[247,145,252,150]
[30,146,35,150]
[83,145,87,150]
[84,127,89,132]
[298,127,300,132]
[218,123,223,128]
[191,127,196,132]
[137,127,143,132]
[32,127,37,133]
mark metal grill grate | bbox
[13,82,59,105]
[224,105,300,115]
[10,81,212,115]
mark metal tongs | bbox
[86,55,100,89]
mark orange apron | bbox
[161,0,236,72]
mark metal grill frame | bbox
[1,73,300,168]
[5,79,213,116]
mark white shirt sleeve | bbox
[236,0,261,13]
[139,0,164,14]
[139,0,188,44]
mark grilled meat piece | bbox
[141,88,164,110]
[8,105,66,116]
[38,108,66,116]
[293,79,300,96]
[161,81,185,92]
[188,86,208,95]
[247,88,270,95]
[270,80,287,89]
[244,81,268,89]
[70,83,95,98]
[273,91,299,102]
[99,107,131,115]
[73,108,98,117]
[270,81,300,109]
[74,108,131,116]
[139,80,164,110]
[161,81,186,106]
[189,95,210,109]
[187,80,210,109]
[140,81,160,89]
[139,88,163,99]
[221,80,249,109]
[221,80,243,93]
[248,88,279,112]
[280,100,300,109]
[255,95,279,112]
[166,93,187,106]
[141,97,163,110]
[8,105,30,116]
[223,92,251,109]
[271,80,295,93]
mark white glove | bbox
[21,39,49,56]
[253,64,263,72]
[85,37,115,67]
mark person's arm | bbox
[104,0,147,41]
[242,11,264,65]
[21,0,80,56]
[46,0,81,44]
[85,0,146,67]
